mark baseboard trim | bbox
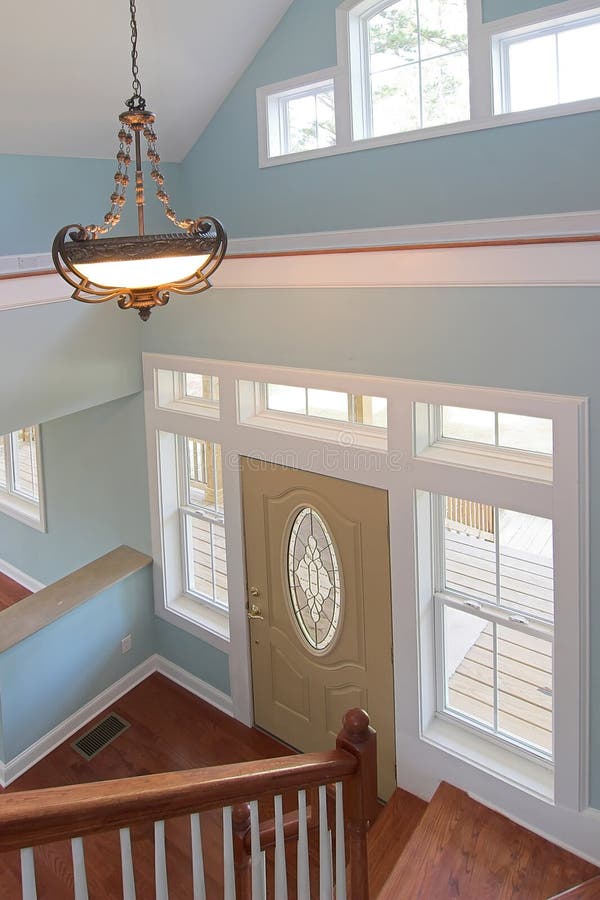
[0,557,45,593]
[0,654,233,787]
[155,656,234,718]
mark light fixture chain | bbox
[85,125,133,236]
[129,0,141,97]
[144,127,206,234]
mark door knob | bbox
[248,603,264,620]
[249,586,261,598]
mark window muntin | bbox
[179,437,228,610]
[496,13,600,114]
[156,369,220,419]
[267,80,336,158]
[0,427,44,528]
[265,383,388,427]
[441,407,553,454]
[437,494,554,760]
[363,0,470,138]
[444,497,554,624]
[442,604,553,756]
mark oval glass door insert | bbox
[287,506,342,651]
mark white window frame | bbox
[257,0,600,167]
[177,435,228,615]
[431,491,555,766]
[266,77,337,159]
[0,426,46,532]
[143,353,588,842]
[238,379,388,450]
[491,6,600,115]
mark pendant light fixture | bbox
[52,0,227,321]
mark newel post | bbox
[336,708,378,900]
[232,803,252,900]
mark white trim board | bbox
[0,557,45,594]
[226,210,600,254]
[0,654,233,787]
[214,241,600,289]
[1,210,600,312]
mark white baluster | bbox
[223,806,235,900]
[249,800,266,900]
[190,813,207,900]
[273,794,288,900]
[334,782,347,900]
[319,785,333,900]
[154,820,169,900]
[71,837,89,900]
[20,847,37,900]
[296,790,310,900]
[120,827,137,900]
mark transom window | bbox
[258,0,600,165]
[265,383,387,426]
[361,0,470,138]
[0,426,45,530]
[267,80,336,158]
[494,11,600,114]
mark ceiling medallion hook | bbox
[52,0,227,321]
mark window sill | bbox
[156,398,220,421]
[417,440,552,482]
[162,594,231,653]
[422,716,554,803]
[240,412,388,451]
[260,96,600,168]
[0,492,45,532]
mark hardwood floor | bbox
[1,675,597,899]
[0,674,297,899]
[378,782,599,900]
[0,572,31,612]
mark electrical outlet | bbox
[121,634,132,654]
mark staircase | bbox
[2,699,599,899]
[371,782,599,900]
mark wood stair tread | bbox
[368,788,427,896]
[376,782,599,900]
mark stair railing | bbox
[0,708,377,899]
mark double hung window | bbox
[0,426,45,530]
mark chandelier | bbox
[52,0,227,321]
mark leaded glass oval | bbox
[287,506,342,652]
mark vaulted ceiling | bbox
[1,0,294,162]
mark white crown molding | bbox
[0,557,45,593]
[1,210,600,312]
[0,654,233,786]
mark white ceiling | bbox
[0,0,294,162]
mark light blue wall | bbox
[0,154,181,257]
[0,566,154,760]
[179,0,600,238]
[0,394,152,585]
[482,0,564,22]
[0,302,143,434]
[142,284,600,807]
[155,619,231,695]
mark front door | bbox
[241,459,396,799]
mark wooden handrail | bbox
[0,750,356,852]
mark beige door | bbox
[241,459,396,799]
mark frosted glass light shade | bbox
[74,254,210,289]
